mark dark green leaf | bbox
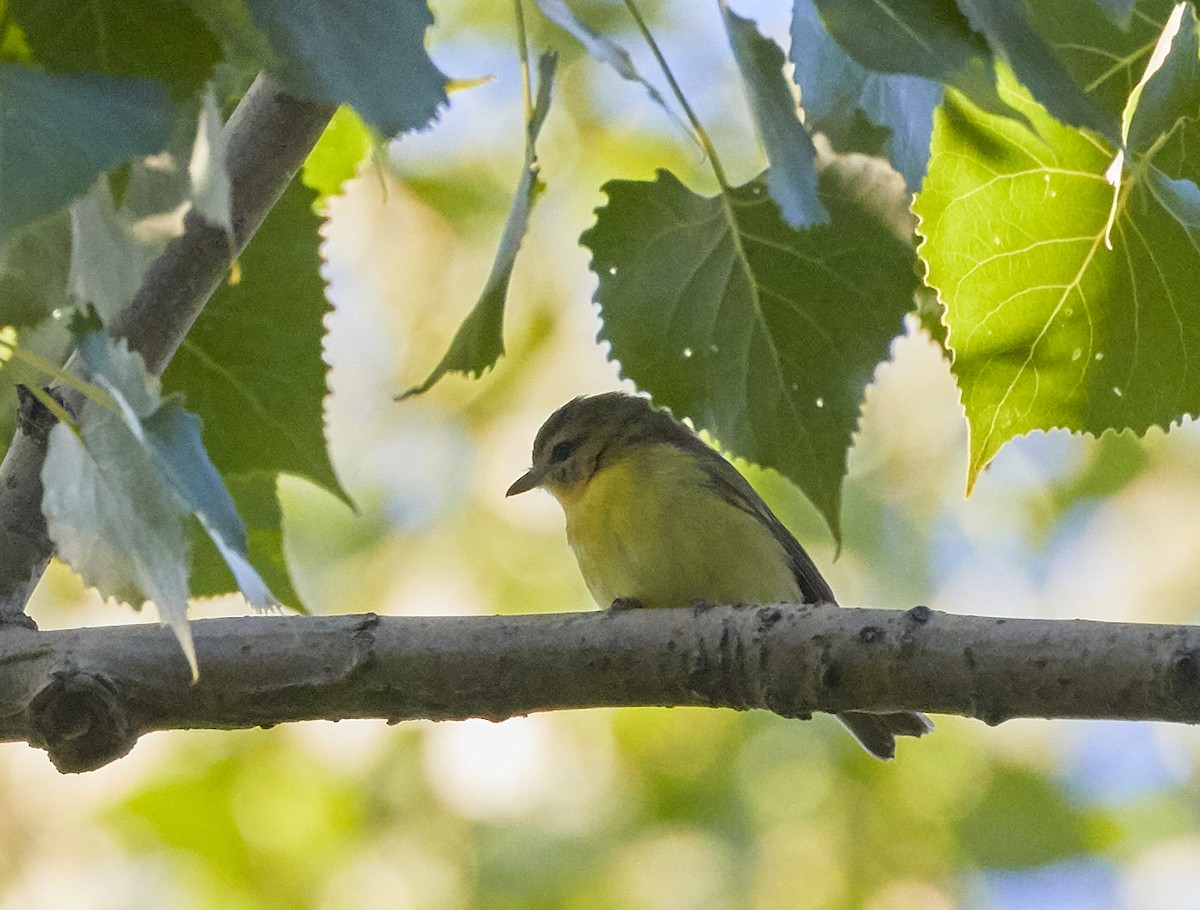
[401,53,556,399]
[582,154,917,540]
[1125,2,1200,155]
[813,0,1024,125]
[188,471,302,609]
[722,7,826,228]
[790,0,946,190]
[143,402,278,611]
[915,78,1200,487]
[247,0,448,136]
[959,767,1091,867]
[956,0,1118,140]
[162,179,347,502]
[0,64,173,245]
[0,212,71,328]
[183,0,277,80]
[1027,0,1173,124]
[8,0,220,102]
[1147,166,1200,239]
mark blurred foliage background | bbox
[7,2,1200,908]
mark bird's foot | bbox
[609,597,644,611]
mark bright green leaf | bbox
[915,78,1200,488]
[247,0,448,136]
[401,53,556,399]
[302,105,377,201]
[581,154,917,540]
[0,63,173,245]
[722,6,827,229]
[8,0,220,101]
[162,179,347,502]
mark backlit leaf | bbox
[915,77,1200,488]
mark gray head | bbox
[506,392,692,500]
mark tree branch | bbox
[0,75,336,613]
[5,604,1200,773]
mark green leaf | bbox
[8,0,220,101]
[188,471,302,609]
[401,53,556,399]
[1147,166,1200,237]
[1027,0,1172,124]
[914,77,1200,488]
[162,179,346,502]
[955,0,1118,141]
[47,327,283,675]
[0,212,71,328]
[68,90,233,318]
[247,0,448,136]
[68,176,183,323]
[1124,2,1200,155]
[0,63,173,245]
[960,767,1093,867]
[189,84,233,231]
[142,403,278,611]
[812,0,1025,126]
[790,0,944,192]
[42,350,197,676]
[301,105,377,201]
[581,154,917,540]
[721,6,826,229]
[182,0,277,80]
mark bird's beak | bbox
[506,468,543,497]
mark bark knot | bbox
[28,669,137,773]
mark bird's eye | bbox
[549,439,578,463]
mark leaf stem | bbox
[514,0,535,126]
[622,0,731,190]
[0,341,115,413]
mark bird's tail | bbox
[837,711,934,760]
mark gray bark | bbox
[6,603,1199,773]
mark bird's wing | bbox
[680,439,837,606]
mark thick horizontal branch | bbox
[2,604,1199,772]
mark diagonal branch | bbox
[0,75,335,614]
[5,603,1200,773]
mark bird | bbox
[506,391,931,759]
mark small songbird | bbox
[507,391,931,759]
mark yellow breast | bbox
[558,444,802,609]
